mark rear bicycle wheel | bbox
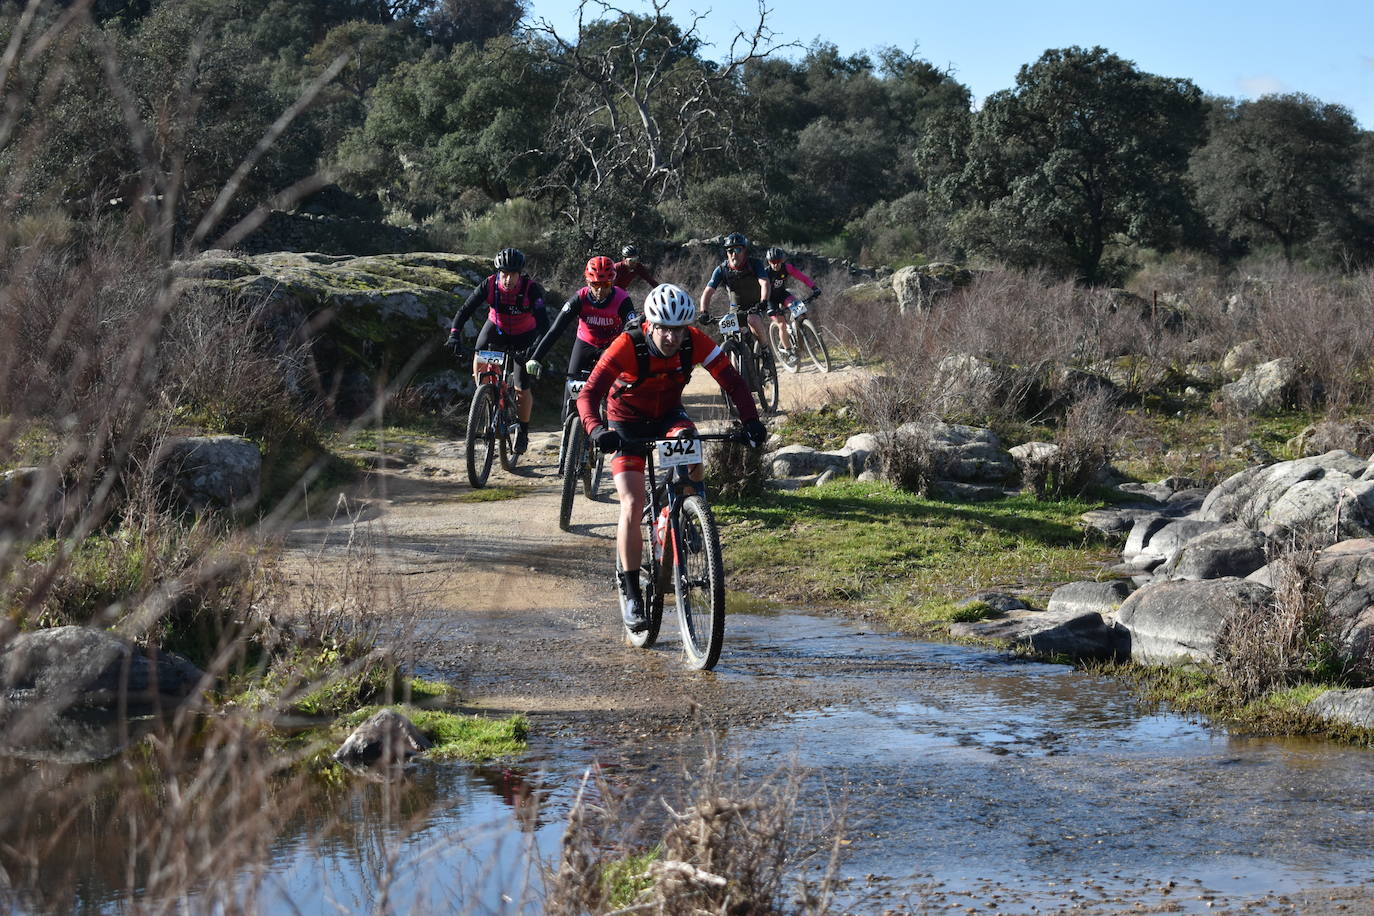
[673,496,725,670]
[465,384,498,488]
[586,451,605,499]
[558,424,587,531]
[798,319,831,373]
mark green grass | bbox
[714,478,1114,634]
[1095,662,1374,745]
[455,485,526,502]
[601,847,663,909]
[774,403,865,451]
[1113,407,1319,484]
[338,705,529,761]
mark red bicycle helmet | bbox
[585,256,616,284]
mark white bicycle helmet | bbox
[642,283,696,327]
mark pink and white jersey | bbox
[575,286,633,348]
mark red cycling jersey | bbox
[577,323,759,433]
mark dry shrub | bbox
[548,742,841,915]
[1214,537,1351,701]
[1023,386,1126,499]
[706,439,768,501]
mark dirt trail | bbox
[281,362,872,729]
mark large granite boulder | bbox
[171,251,494,418]
[1219,357,1301,414]
[890,262,972,314]
[1198,450,1374,537]
[765,445,851,478]
[152,435,262,514]
[1,626,204,710]
[951,608,1128,661]
[1286,419,1374,460]
[893,421,1016,484]
[1309,539,1374,665]
[1306,688,1374,729]
[1116,577,1274,664]
[1160,525,1269,581]
[1047,580,1133,618]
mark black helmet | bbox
[765,247,786,261]
[621,244,639,258]
[723,232,749,251]
[494,247,525,272]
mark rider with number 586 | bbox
[577,284,767,632]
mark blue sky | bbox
[525,0,1374,128]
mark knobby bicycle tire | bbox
[756,348,780,415]
[497,401,520,472]
[558,422,586,531]
[798,319,831,373]
[768,322,798,374]
[465,384,498,488]
[558,412,578,477]
[673,495,726,670]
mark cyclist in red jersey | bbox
[577,283,767,631]
[612,244,659,291]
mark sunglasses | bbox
[725,247,744,254]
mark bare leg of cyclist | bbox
[613,468,647,627]
[773,313,793,349]
[746,311,768,347]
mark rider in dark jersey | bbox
[698,232,771,346]
[445,247,548,455]
[577,283,766,631]
[764,246,822,364]
[525,256,637,380]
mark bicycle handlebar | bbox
[618,429,749,448]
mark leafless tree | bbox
[526,0,791,243]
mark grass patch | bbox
[774,402,864,451]
[455,485,526,503]
[1097,662,1374,745]
[600,847,663,910]
[714,478,1113,634]
[1114,407,1319,484]
[336,423,445,454]
[338,705,529,761]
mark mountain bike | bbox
[713,309,779,417]
[465,348,525,488]
[767,291,831,374]
[616,429,746,670]
[556,370,606,531]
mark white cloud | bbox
[1237,74,1287,97]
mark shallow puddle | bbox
[5,610,1373,914]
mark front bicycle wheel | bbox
[498,403,520,472]
[673,495,725,670]
[557,411,577,477]
[465,384,498,488]
[798,319,831,373]
[558,423,587,531]
[768,321,798,374]
[721,344,744,419]
[756,348,780,415]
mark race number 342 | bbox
[657,438,701,468]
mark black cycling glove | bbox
[444,331,464,356]
[593,427,622,453]
[743,419,768,449]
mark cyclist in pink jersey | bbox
[524,256,637,380]
[763,246,821,364]
[445,247,549,454]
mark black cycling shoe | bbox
[514,425,529,455]
[617,571,648,632]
